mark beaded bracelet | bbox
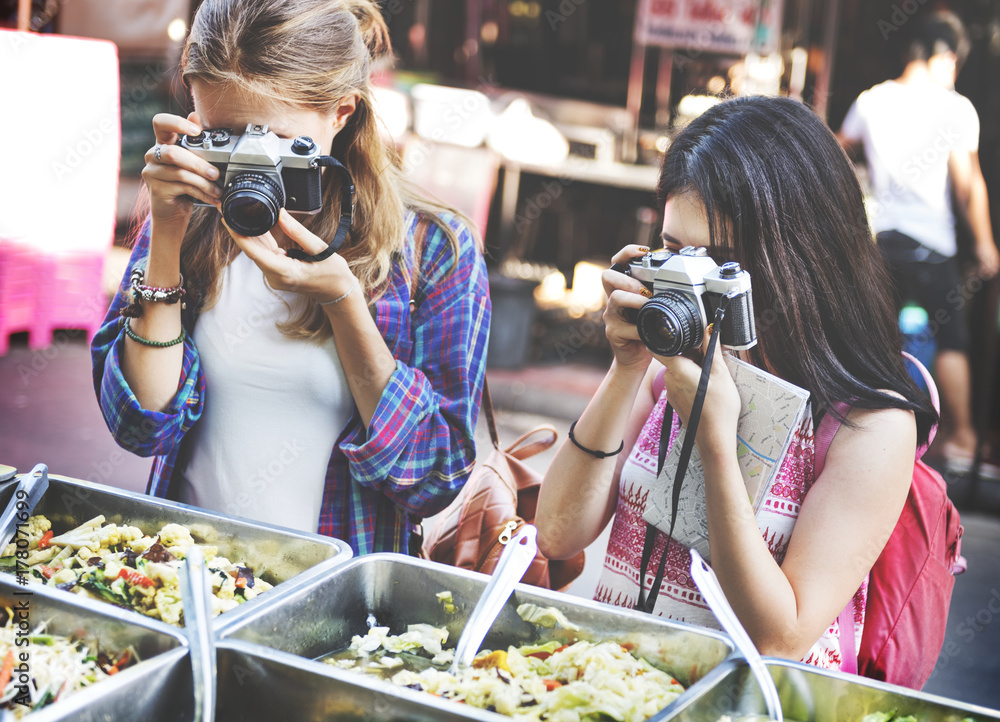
[123,318,185,348]
[121,268,186,319]
[130,268,185,304]
[568,420,624,459]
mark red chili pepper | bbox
[527,652,551,660]
[118,567,155,588]
[555,645,569,654]
[543,679,563,691]
[234,576,247,589]
[0,649,14,691]
[38,565,55,579]
[37,530,54,549]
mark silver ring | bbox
[154,144,162,162]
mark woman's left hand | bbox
[223,209,358,302]
[655,328,741,452]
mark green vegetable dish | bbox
[0,515,272,626]
[323,602,687,722]
[0,608,138,718]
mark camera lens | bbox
[636,292,704,356]
[221,172,285,237]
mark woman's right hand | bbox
[602,245,654,374]
[141,112,223,239]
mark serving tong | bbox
[449,524,538,675]
[180,546,217,722]
[0,463,49,553]
[690,549,783,721]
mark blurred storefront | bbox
[4,1,999,432]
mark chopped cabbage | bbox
[326,624,685,721]
[516,603,581,631]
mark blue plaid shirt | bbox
[92,212,490,555]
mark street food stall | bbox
[3,0,1000,717]
[1,464,998,720]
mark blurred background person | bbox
[837,10,1000,474]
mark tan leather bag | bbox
[421,382,586,591]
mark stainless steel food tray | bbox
[20,636,488,722]
[654,656,1000,721]
[0,576,192,722]
[214,639,500,721]
[217,553,735,719]
[0,471,352,629]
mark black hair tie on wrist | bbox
[568,421,624,459]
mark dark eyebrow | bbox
[660,231,683,249]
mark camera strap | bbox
[286,156,355,263]
[634,294,730,614]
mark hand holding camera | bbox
[614,247,756,357]
[606,245,753,438]
[145,116,354,264]
[142,112,224,237]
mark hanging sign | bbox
[635,0,783,55]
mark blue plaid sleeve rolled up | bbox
[90,223,205,468]
[335,213,491,520]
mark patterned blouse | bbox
[595,385,866,670]
[91,211,491,556]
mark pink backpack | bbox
[815,353,965,689]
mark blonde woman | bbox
[92,0,491,555]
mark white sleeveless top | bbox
[595,389,866,671]
[178,252,353,533]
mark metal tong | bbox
[689,549,783,721]
[180,546,217,722]
[0,463,50,553]
[449,525,538,674]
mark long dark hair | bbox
[657,96,937,445]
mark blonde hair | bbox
[177,0,477,339]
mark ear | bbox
[331,93,360,134]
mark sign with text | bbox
[635,0,783,55]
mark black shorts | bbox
[877,230,968,352]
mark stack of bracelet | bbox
[120,268,186,318]
[120,268,187,347]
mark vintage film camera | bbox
[181,123,330,238]
[620,248,757,357]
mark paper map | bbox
[642,355,811,561]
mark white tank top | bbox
[178,252,353,533]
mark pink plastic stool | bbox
[33,250,108,349]
[0,240,47,355]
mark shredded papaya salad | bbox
[0,515,272,625]
[324,601,687,721]
[0,608,137,718]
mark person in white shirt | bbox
[837,10,999,471]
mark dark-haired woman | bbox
[535,96,936,669]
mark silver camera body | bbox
[180,123,325,237]
[626,248,756,356]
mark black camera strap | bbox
[634,294,730,614]
[286,156,355,263]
